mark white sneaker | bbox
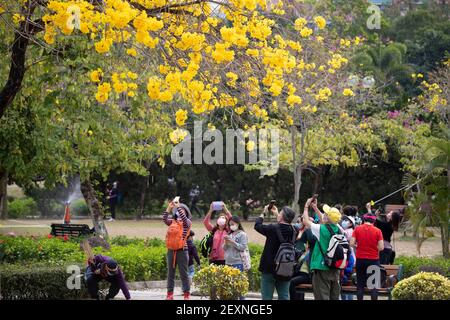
[108,218,115,222]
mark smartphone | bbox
[212,201,224,211]
[312,194,319,200]
[173,196,180,204]
[268,200,276,210]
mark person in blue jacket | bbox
[340,248,355,300]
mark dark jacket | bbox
[254,217,299,274]
[187,239,201,266]
[88,255,130,300]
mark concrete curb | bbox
[126,280,266,299]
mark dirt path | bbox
[0,219,443,257]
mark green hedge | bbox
[2,235,447,298]
[0,263,89,300]
[0,235,264,292]
[7,197,38,218]
[395,256,450,278]
[71,199,89,216]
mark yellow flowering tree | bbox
[0,0,388,214]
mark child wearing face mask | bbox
[341,216,356,241]
[203,201,233,265]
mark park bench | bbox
[50,223,94,237]
[296,264,404,300]
[384,204,406,214]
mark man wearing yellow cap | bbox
[302,198,343,300]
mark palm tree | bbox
[403,129,450,258]
[351,42,416,106]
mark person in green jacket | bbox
[302,197,343,300]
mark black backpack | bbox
[274,225,297,280]
[317,224,350,269]
[200,231,214,258]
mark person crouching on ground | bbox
[85,255,130,300]
[254,203,298,300]
[163,199,192,300]
[302,197,343,300]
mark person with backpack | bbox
[187,230,201,286]
[202,201,232,265]
[351,210,384,300]
[302,197,348,300]
[254,203,298,300]
[163,199,192,300]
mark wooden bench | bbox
[50,223,94,237]
[296,264,404,300]
[384,204,406,214]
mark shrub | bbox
[110,236,144,246]
[247,254,262,292]
[48,200,65,216]
[0,236,84,263]
[395,256,450,278]
[109,236,164,247]
[7,197,38,218]
[0,235,264,292]
[0,263,89,300]
[108,245,167,281]
[392,272,450,300]
[194,264,249,300]
[70,199,89,216]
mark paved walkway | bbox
[115,288,315,300]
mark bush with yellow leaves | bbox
[392,272,450,300]
[193,264,249,300]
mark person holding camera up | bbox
[203,201,233,265]
[254,201,298,300]
[302,197,343,300]
[163,197,192,300]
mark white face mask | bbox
[230,224,238,231]
[217,217,226,227]
[342,220,351,229]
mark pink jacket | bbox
[203,212,232,261]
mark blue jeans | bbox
[188,264,195,279]
[232,264,244,272]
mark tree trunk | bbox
[440,225,449,258]
[292,165,303,213]
[444,166,450,258]
[137,173,151,220]
[0,5,42,118]
[312,166,323,195]
[80,178,108,237]
[290,125,304,213]
[0,169,8,219]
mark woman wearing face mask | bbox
[203,201,232,265]
[224,216,249,271]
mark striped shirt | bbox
[163,206,191,250]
